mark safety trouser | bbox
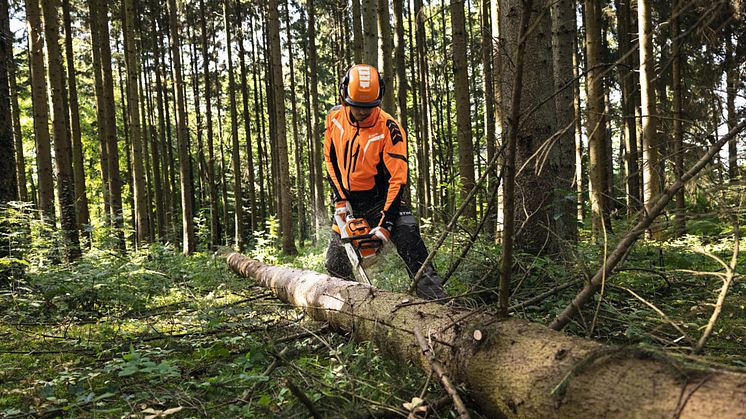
[325,206,447,300]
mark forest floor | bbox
[1,219,745,417]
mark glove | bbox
[370,226,391,243]
[334,201,349,223]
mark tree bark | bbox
[0,0,15,204]
[726,34,738,181]
[25,0,55,225]
[501,0,562,254]
[377,0,394,112]
[42,0,81,261]
[62,0,90,231]
[482,0,497,240]
[352,0,364,63]
[285,0,307,244]
[616,0,640,219]
[362,0,378,66]
[226,252,746,418]
[392,0,410,205]
[671,0,685,236]
[551,0,578,245]
[123,0,150,247]
[3,0,26,203]
[224,0,244,251]
[236,1,257,234]
[451,0,476,220]
[267,0,297,255]
[585,0,611,237]
[94,0,124,248]
[638,0,661,236]
[414,0,432,218]
[200,0,221,248]
[307,0,325,242]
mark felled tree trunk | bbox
[226,252,746,418]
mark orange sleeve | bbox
[381,119,407,216]
[324,112,347,202]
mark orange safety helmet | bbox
[339,64,385,108]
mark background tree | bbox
[451,0,476,220]
[26,0,55,225]
[41,0,81,260]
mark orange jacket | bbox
[324,105,407,221]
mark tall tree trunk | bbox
[3,3,26,203]
[2,0,25,203]
[726,34,738,181]
[392,0,411,206]
[671,0,685,236]
[285,0,307,244]
[267,0,297,255]
[502,0,561,255]
[87,0,110,226]
[138,56,155,243]
[638,0,660,236]
[573,39,584,225]
[200,0,221,248]
[616,0,640,218]
[123,0,150,247]
[451,0,476,220]
[95,0,124,248]
[0,0,15,205]
[62,0,90,231]
[409,0,425,217]
[482,0,497,240]
[551,0,578,245]
[167,0,194,254]
[237,1,257,234]
[116,36,136,245]
[224,0,244,250]
[249,12,267,226]
[585,0,611,237]
[352,0,364,63]
[362,0,378,66]
[414,0,432,218]
[153,8,171,241]
[300,7,318,243]
[156,10,175,242]
[378,0,394,112]
[42,0,81,260]
[25,0,55,225]
[308,0,325,242]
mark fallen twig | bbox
[692,221,740,354]
[413,327,470,419]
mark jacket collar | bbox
[343,104,380,128]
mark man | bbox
[323,64,446,300]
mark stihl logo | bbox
[358,67,371,88]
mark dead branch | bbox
[692,221,740,354]
[549,119,746,331]
[413,327,470,419]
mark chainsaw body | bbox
[333,203,383,284]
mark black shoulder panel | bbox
[386,119,404,145]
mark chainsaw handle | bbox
[341,233,376,243]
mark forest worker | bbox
[323,64,447,300]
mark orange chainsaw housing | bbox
[344,218,379,260]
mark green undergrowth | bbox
[2,210,745,417]
[0,243,451,418]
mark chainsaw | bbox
[333,203,383,285]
